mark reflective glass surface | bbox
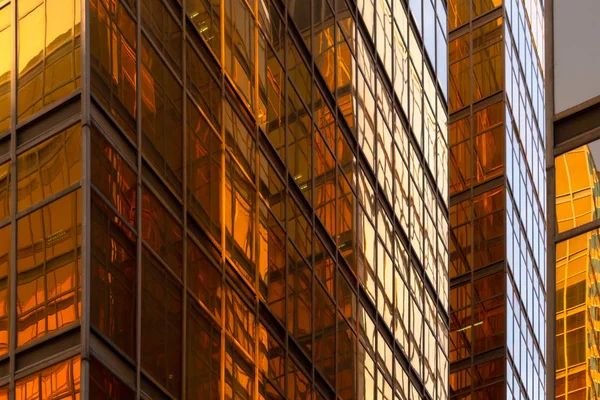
[448,0,546,398]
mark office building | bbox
[0,0,449,397]
[448,0,546,398]
[548,0,600,398]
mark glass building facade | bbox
[549,1,600,399]
[553,141,600,399]
[448,0,546,399]
[0,0,449,398]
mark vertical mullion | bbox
[136,0,143,397]
[181,1,188,399]
[8,0,16,398]
[219,0,227,398]
[79,0,91,392]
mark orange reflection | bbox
[16,191,81,347]
[18,0,81,121]
[16,356,80,399]
[0,225,9,356]
[0,4,10,133]
[17,125,82,212]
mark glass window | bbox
[141,186,182,277]
[225,156,256,281]
[91,127,136,227]
[187,0,221,59]
[141,36,183,192]
[0,162,10,221]
[141,248,182,398]
[287,357,312,400]
[15,356,81,399]
[337,314,355,400]
[187,237,221,317]
[287,243,312,358]
[16,190,82,347]
[90,356,135,399]
[91,193,136,358]
[0,225,8,356]
[224,0,255,109]
[556,138,600,233]
[187,41,221,129]
[187,101,222,242]
[187,297,221,400]
[18,0,81,122]
[259,207,285,324]
[90,0,137,140]
[0,4,10,133]
[17,124,81,212]
[225,338,254,400]
[142,0,182,74]
[314,282,336,388]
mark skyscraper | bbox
[548,0,600,398]
[448,0,546,398]
[0,0,449,398]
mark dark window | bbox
[141,248,182,398]
[91,193,137,358]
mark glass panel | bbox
[187,237,221,317]
[18,0,81,122]
[141,248,182,398]
[15,356,81,399]
[0,162,10,221]
[0,225,8,356]
[556,139,600,234]
[141,186,183,277]
[90,0,137,140]
[91,193,136,358]
[187,41,221,129]
[0,4,10,133]
[16,190,82,347]
[89,356,135,398]
[187,296,220,400]
[141,37,183,192]
[90,127,136,226]
[187,100,222,242]
[17,124,81,211]
[187,0,221,59]
[141,0,182,74]
[224,0,255,109]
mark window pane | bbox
[91,127,137,227]
[142,187,183,277]
[187,237,221,317]
[90,0,137,140]
[0,4,10,133]
[91,194,136,358]
[18,0,81,122]
[141,248,182,398]
[187,101,222,242]
[90,356,135,399]
[0,225,8,356]
[17,124,81,212]
[16,356,81,399]
[16,190,82,347]
[0,162,10,221]
[142,0,182,75]
[187,297,221,400]
[142,36,183,192]
[15,356,81,400]
[187,0,221,59]
[187,41,221,129]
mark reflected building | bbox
[554,144,600,400]
[549,0,600,399]
[448,0,546,398]
[0,0,448,398]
